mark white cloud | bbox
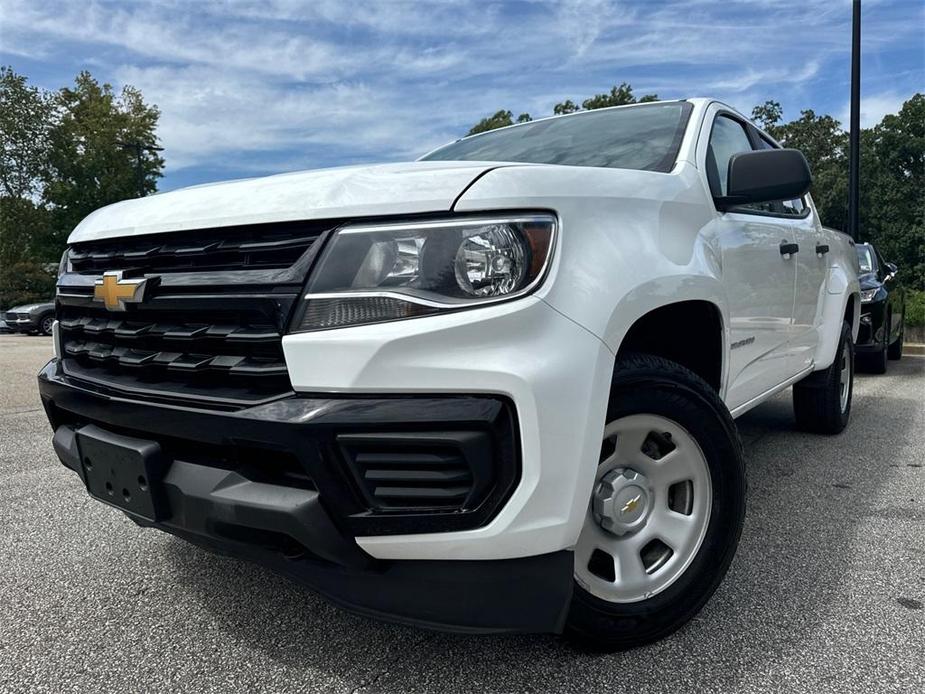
[838,91,909,129]
[1,0,919,189]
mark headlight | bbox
[293,214,556,331]
[57,249,71,278]
[859,288,879,303]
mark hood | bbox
[68,161,513,244]
[9,303,53,313]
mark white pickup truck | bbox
[40,98,859,650]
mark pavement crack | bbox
[0,408,44,416]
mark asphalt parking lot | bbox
[1,334,922,694]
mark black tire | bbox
[887,318,904,361]
[38,313,55,336]
[793,320,853,434]
[864,311,889,374]
[564,353,746,651]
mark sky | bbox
[2,0,922,192]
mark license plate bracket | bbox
[76,425,168,522]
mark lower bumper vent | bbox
[338,432,495,513]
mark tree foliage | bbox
[860,94,924,290]
[553,99,580,115]
[753,102,850,232]
[468,110,513,135]
[0,66,54,199]
[753,95,924,289]
[470,82,659,135]
[0,195,56,306]
[44,71,164,248]
[0,67,164,308]
[577,82,658,111]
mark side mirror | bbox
[885,262,898,279]
[715,149,812,210]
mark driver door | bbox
[704,113,798,411]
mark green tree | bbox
[0,67,56,307]
[0,197,56,307]
[581,82,657,110]
[471,82,658,134]
[43,71,164,250]
[750,100,783,132]
[859,94,925,289]
[0,66,54,199]
[553,99,580,115]
[750,100,850,232]
[468,110,513,135]
[752,95,923,289]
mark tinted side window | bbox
[873,247,889,279]
[707,116,752,196]
[856,245,875,273]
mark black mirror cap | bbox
[715,148,813,210]
[886,262,898,274]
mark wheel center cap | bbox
[593,469,651,536]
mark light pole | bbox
[117,140,164,198]
[847,0,861,240]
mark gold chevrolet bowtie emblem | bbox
[93,271,148,311]
[621,494,642,515]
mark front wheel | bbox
[564,354,746,651]
[38,313,55,336]
[888,319,904,361]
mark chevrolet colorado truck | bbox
[39,99,860,650]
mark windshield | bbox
[856,245,875,273]
[422,101,693,173]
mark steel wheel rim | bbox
[839,340,851,412]
[41,317,54,334]
[574,413,713,603]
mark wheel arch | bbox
[608,285,727,396]
[815,288,860,371]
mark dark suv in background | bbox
[2,302,56,336]
[855,243,905,373]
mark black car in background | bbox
[855,243,905,373]
[1,302,56,336]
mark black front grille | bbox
[57,221,333,408]
[68,223,323,275]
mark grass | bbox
[907,289,925,327]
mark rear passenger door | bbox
[703,113,800,410]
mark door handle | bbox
[816,244,830,255]
[780,242,800,257]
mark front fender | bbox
[602,275,728,355]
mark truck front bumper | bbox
[38,360,573,633]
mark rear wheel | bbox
[564,354,745,651]
[864,311,889,374]
[793,320,853,434]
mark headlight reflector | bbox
[295,215,555,331]
[859,288,879,303]
[453,224,526,297]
